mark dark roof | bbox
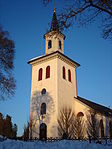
[76,96,112,116]
[44,9,66,39]
[50,8,59,32]
[28,51,80,67]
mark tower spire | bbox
[50,8,59,31]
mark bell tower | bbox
[44,8,65,55]
[29,8,80,139]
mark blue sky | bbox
[0,0,112,136]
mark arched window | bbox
[41,88,46,95]
[62,66,66,79]
[68,69,71,82]
[48,40,52,49]
[99,119,104,138]
[38,68,42,81]
[41,103,46,115]
[109,121,112,139]
[46,66,50,79]
[77,112,84,117]
[40,123,47,140]
[59,40,61,49]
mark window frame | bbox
[59,40,61,50]
[41,88,46,95]
[46,66,50,79]
[109,121,112,139]
[38,68,43,81]
[62,66,66,79]
[77,112,84,117]
[48,40,52,49]
[40,103,46,115]
[99,119,104,138]
[68,69,71,82]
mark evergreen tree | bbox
[4,115,12,138]
[0,113,4,136]
[0,112,18,138]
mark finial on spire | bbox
[54,7,56,13]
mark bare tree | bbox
[30,91,55,139]
[43,0,112,40]
[23,121,29,140]
[75,116,85,139]
[0,26,16,100]
[58,107,77,139]
[12,124,18,139]
[86,110,99,140]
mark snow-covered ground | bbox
[0,139,112,149]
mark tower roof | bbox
[44,8,66,39]
[50,8,59,31]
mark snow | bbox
[29,55,44,62]
[0,139,112,149]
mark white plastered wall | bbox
[57,58,77,114]
[45,33,64,54]
[74,98,109,138]
[30,57,58,138]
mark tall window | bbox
[99,119,104,138]
[41,103,46,115]
[68,69,71,82]
[109,121,112,139]
[62,66,66,79]
[40,123,47,140]
[38,68,42,81]
[59,40,61,49]
[48,40,52,49]
[46,66,50,79]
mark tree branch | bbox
[89,0,112,16]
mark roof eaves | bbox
[75,96,112,116]
[44,30,66,40]
[28,51,80,67]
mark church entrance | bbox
[40,123,47,140]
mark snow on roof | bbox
[29,54,45,62]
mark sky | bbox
[0,0,112,136]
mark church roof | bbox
[76,96,112,116]
[28,51,80,67]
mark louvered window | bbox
[38,68,42,81]
[46,66,50,78]
[63,66,66,79]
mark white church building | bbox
[28,9,112,140]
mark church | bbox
[28,9,112,140]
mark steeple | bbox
[50,8,59,31]
[44,8,65,55]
